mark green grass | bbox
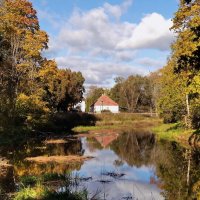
[152,122,193,142]
[14,186,88,200]
[73,113,160,133]
[73,125,119,132]
[15,174,89,200]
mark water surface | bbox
[0,128,200,200]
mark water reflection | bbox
[0,129,200,199]
[110,130,155,167]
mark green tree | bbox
[156,61,187,123]
[171,0,200,127]
[56,69,85,112]
[85,86,105,112]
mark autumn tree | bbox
[0,0,48,121]
[163,0,200,127]
[0,0,85,130]
[157,60,187,123]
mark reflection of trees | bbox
[110,129,200,199]
[13,138,83,176]
[0,137,84,177]
[14,161,82,176]
[0,165,15,194]
[110,129,155,167]
[46,139,83,156]
[86,137,103,152]
[152,141,200,200]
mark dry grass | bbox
[44,139,68,144]
[25,155,94,164]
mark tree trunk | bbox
[186,94,191,128]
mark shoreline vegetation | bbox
[72,113,196,146]
[0,112,197,149]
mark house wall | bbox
[74,101,86,112]
[80,101,86,112]
[94,105,119,113]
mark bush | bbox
[35,112,98,132]
[101,109,111,113]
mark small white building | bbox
[74,100,86,112]
[90,95,119,113]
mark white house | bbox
[90,95,119,113]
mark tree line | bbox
[86,75,156,114]
[0,0,85,129]
[86,0,200,129]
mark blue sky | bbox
[30,0,179,88]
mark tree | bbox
[170,0,200,127]
[147,71,162,116]
[120,75,150,112]
[110,77,127,109]
[157,60,187,123]
[0,0,85,130]
[56,69,85,112]
[0,0,48,121]
[85,86,105,112]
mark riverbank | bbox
[73,113,197,147]
[1,113,196,148]
[152,123,196,146]
[73,113,161,132]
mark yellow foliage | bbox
[193,181,200,200]
[16,93,49,115]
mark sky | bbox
[30,0,179,88]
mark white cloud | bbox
[117,13,174,50]
[45,1,174,87]
[136,57,165,68]
[55,56,147,87]
[104,3,122,20]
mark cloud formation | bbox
[117,13,174,50]
[44,0,174,87]
[56,56,145,87]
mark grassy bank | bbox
[73,113,161,133]
[152,122,193,144]
[73,113,195,146]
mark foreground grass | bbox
[14,186,88,200]
[14,174,89,200]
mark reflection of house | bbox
[90,95,119,113]
[95,134,118,148]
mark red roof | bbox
[94,95,118,106]
[95,134,118,148]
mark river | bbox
[0,127,200,199]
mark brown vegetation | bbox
[25,155,94,164]
[44,139,68,144]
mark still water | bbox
[0,128,200,199]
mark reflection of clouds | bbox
[115,180,164,200]
[71,137,164,199]
[75,179,163,200]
